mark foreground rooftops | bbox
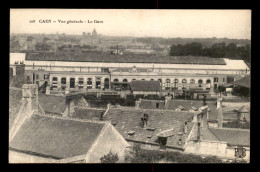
[103,108,197,149]
[9,113,107,159]
[209,128,250,147]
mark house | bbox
[9,84,129,163]
[103,107,201,151]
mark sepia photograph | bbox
[9,9,251,163]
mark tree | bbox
[100,150,119,163]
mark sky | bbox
[10,9,251,39]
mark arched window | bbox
[150,79,154,81]
[198,79,203,87]
[132,79,136,81]
[96,78,101,89]
[174,79,179,88]
[142,79,145,81]
[206,79,211,90]
[158,79,162,83]
[104,78,109,89]
[182,79,187,83]
[190,79,195,84]
[123,79,128,82]
[165,79,171,90]
[114,78,119,82]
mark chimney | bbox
[143,113,148,127]
[217,98,223,108]
[197,122,201,141]
[178,138,182,145]
[100,111,104,121]
[217,108,223,128]
[135,100,140,110]
[184,122,188,134]
[22,84,38,114]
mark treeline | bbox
[169,42,250,62]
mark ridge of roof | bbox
[36,113,109,125]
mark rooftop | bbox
[25,52,226,65]
[232,76,250,88]
[209,128,250,147]
[38,94,67,115]
[73,108,106,120]
[103,108,197,149]
[9,114,107,159]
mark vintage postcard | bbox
[9,9,251,163]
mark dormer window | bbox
[158,137,167,149]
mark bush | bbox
[100,151,119,163]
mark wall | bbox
[222,102,250,108]
[85,124,130,163]
[185,140,250,161]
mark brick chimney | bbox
[22,84,38,114]
[184,122,188,134]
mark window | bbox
[52,77,58,88]
[206,80,211,90]
[142,79,145,81]
[206,79,211,84]
[223,78,225,82]
[61,78,66,90]
[70,78,75,88]
[96,78,101,89]
[198,79,203,87]
[132,79,136,81]
[190,79,195,84]
[165,79,171,90]
[158,79,162,83]
[101,68,109,73]
[214,77,218,82]
[227,76,234,83]
[87,78,92,89]
[114,78,119,82]
[36,74,39,80]
[44,74,49,79]
[150,79,154,81]
[78,78,84,89]
[104,78,109,89]
[159,137,167,149]
[174,79,179,88]
[182,79,187,83]
[123,79,128,82]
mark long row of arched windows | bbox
[113,78,211,84]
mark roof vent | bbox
[178,132,183,135]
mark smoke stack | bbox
[184,122,188,134]
[197,122,201,141]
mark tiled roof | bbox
[209,128,250,147]
[38,94,67,115]
[26,52,226,65]
[103,108,196,149]
[9,114,106,159]
[139,100,165,110]
[130,81,161,91]
[73,108,106,120]
[166,100,204,111]
[9,87,23,129]
[232,76,250,88]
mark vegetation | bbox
[125,143,247,163]
[169,42,250,63]
[100,151,119,163]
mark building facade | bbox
[10,53,250,93]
